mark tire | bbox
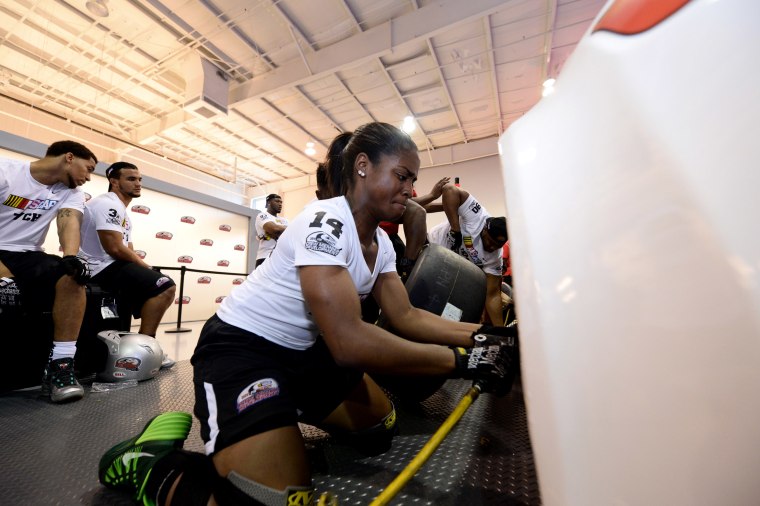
[373,244,486,402]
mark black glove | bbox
[447,229,463,252]
[453,333,519,396]
[61,255,90,285]
[471,323,518,345]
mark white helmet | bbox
[96,330,163,382]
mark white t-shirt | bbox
[254,211,289,261]
[218,196,397,350]
[79,192,132,276]
[428,194,502,276]
[0,157,85,252]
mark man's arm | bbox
[412,176,450,207]
[485,273,505,327]
[441,183,469,232]
[98,230,151,269]
[262,221,287,239]
[56,208,83,256]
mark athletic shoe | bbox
[41,357,84,403]
[160,353,176,369]
[99,411,192,504]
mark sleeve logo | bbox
[305,231,341,256]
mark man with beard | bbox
[79,162,176,368]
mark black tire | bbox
[373,244,486,402]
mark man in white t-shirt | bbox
[0,140,97,403]
[79,162,176,367]
[428,183,508,327]
[254,193,289,268]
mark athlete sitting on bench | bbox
[0,140,97,403]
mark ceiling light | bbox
[401,116,416,134]
[304,141,316,156]
[86,0,109,18]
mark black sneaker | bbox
[41,357,84,403]
[99,411,192,504]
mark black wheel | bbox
[373,244,486,402]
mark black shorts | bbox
[0,250,67,311]
[91,261,175,318]
[192,314,363,455]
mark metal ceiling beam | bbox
[230,0,509,106]
[484,15,504,135]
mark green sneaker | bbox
[98,411,192,505]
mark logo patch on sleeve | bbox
[305,231,341,256]
[237,378,280,413]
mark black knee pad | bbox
[147,450,216,506]
[338,406,399,457]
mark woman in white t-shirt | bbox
[98,123,519,506]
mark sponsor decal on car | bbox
[156,231,173,240]
[234,244,245,251]
[232,277,244,285]
[197,276,211,284]
[215,296,226,303]
[132,205,150,214]
[135,250,147,259]
[217,259,230,267]
[175,295,191,304]
[304,231,341,256]
[177,255,193,264]
[180,215,196,224]
[236,378,280,413]
[219,224,231,232]
[200,238,214,246]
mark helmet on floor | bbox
[96,330,163,382]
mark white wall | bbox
[275,150,507,235]
[415,153,506,230]
[0,138,254,325]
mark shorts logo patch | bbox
[237,378,280,413]
[156,276,171,287]
[305,231,341,256]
